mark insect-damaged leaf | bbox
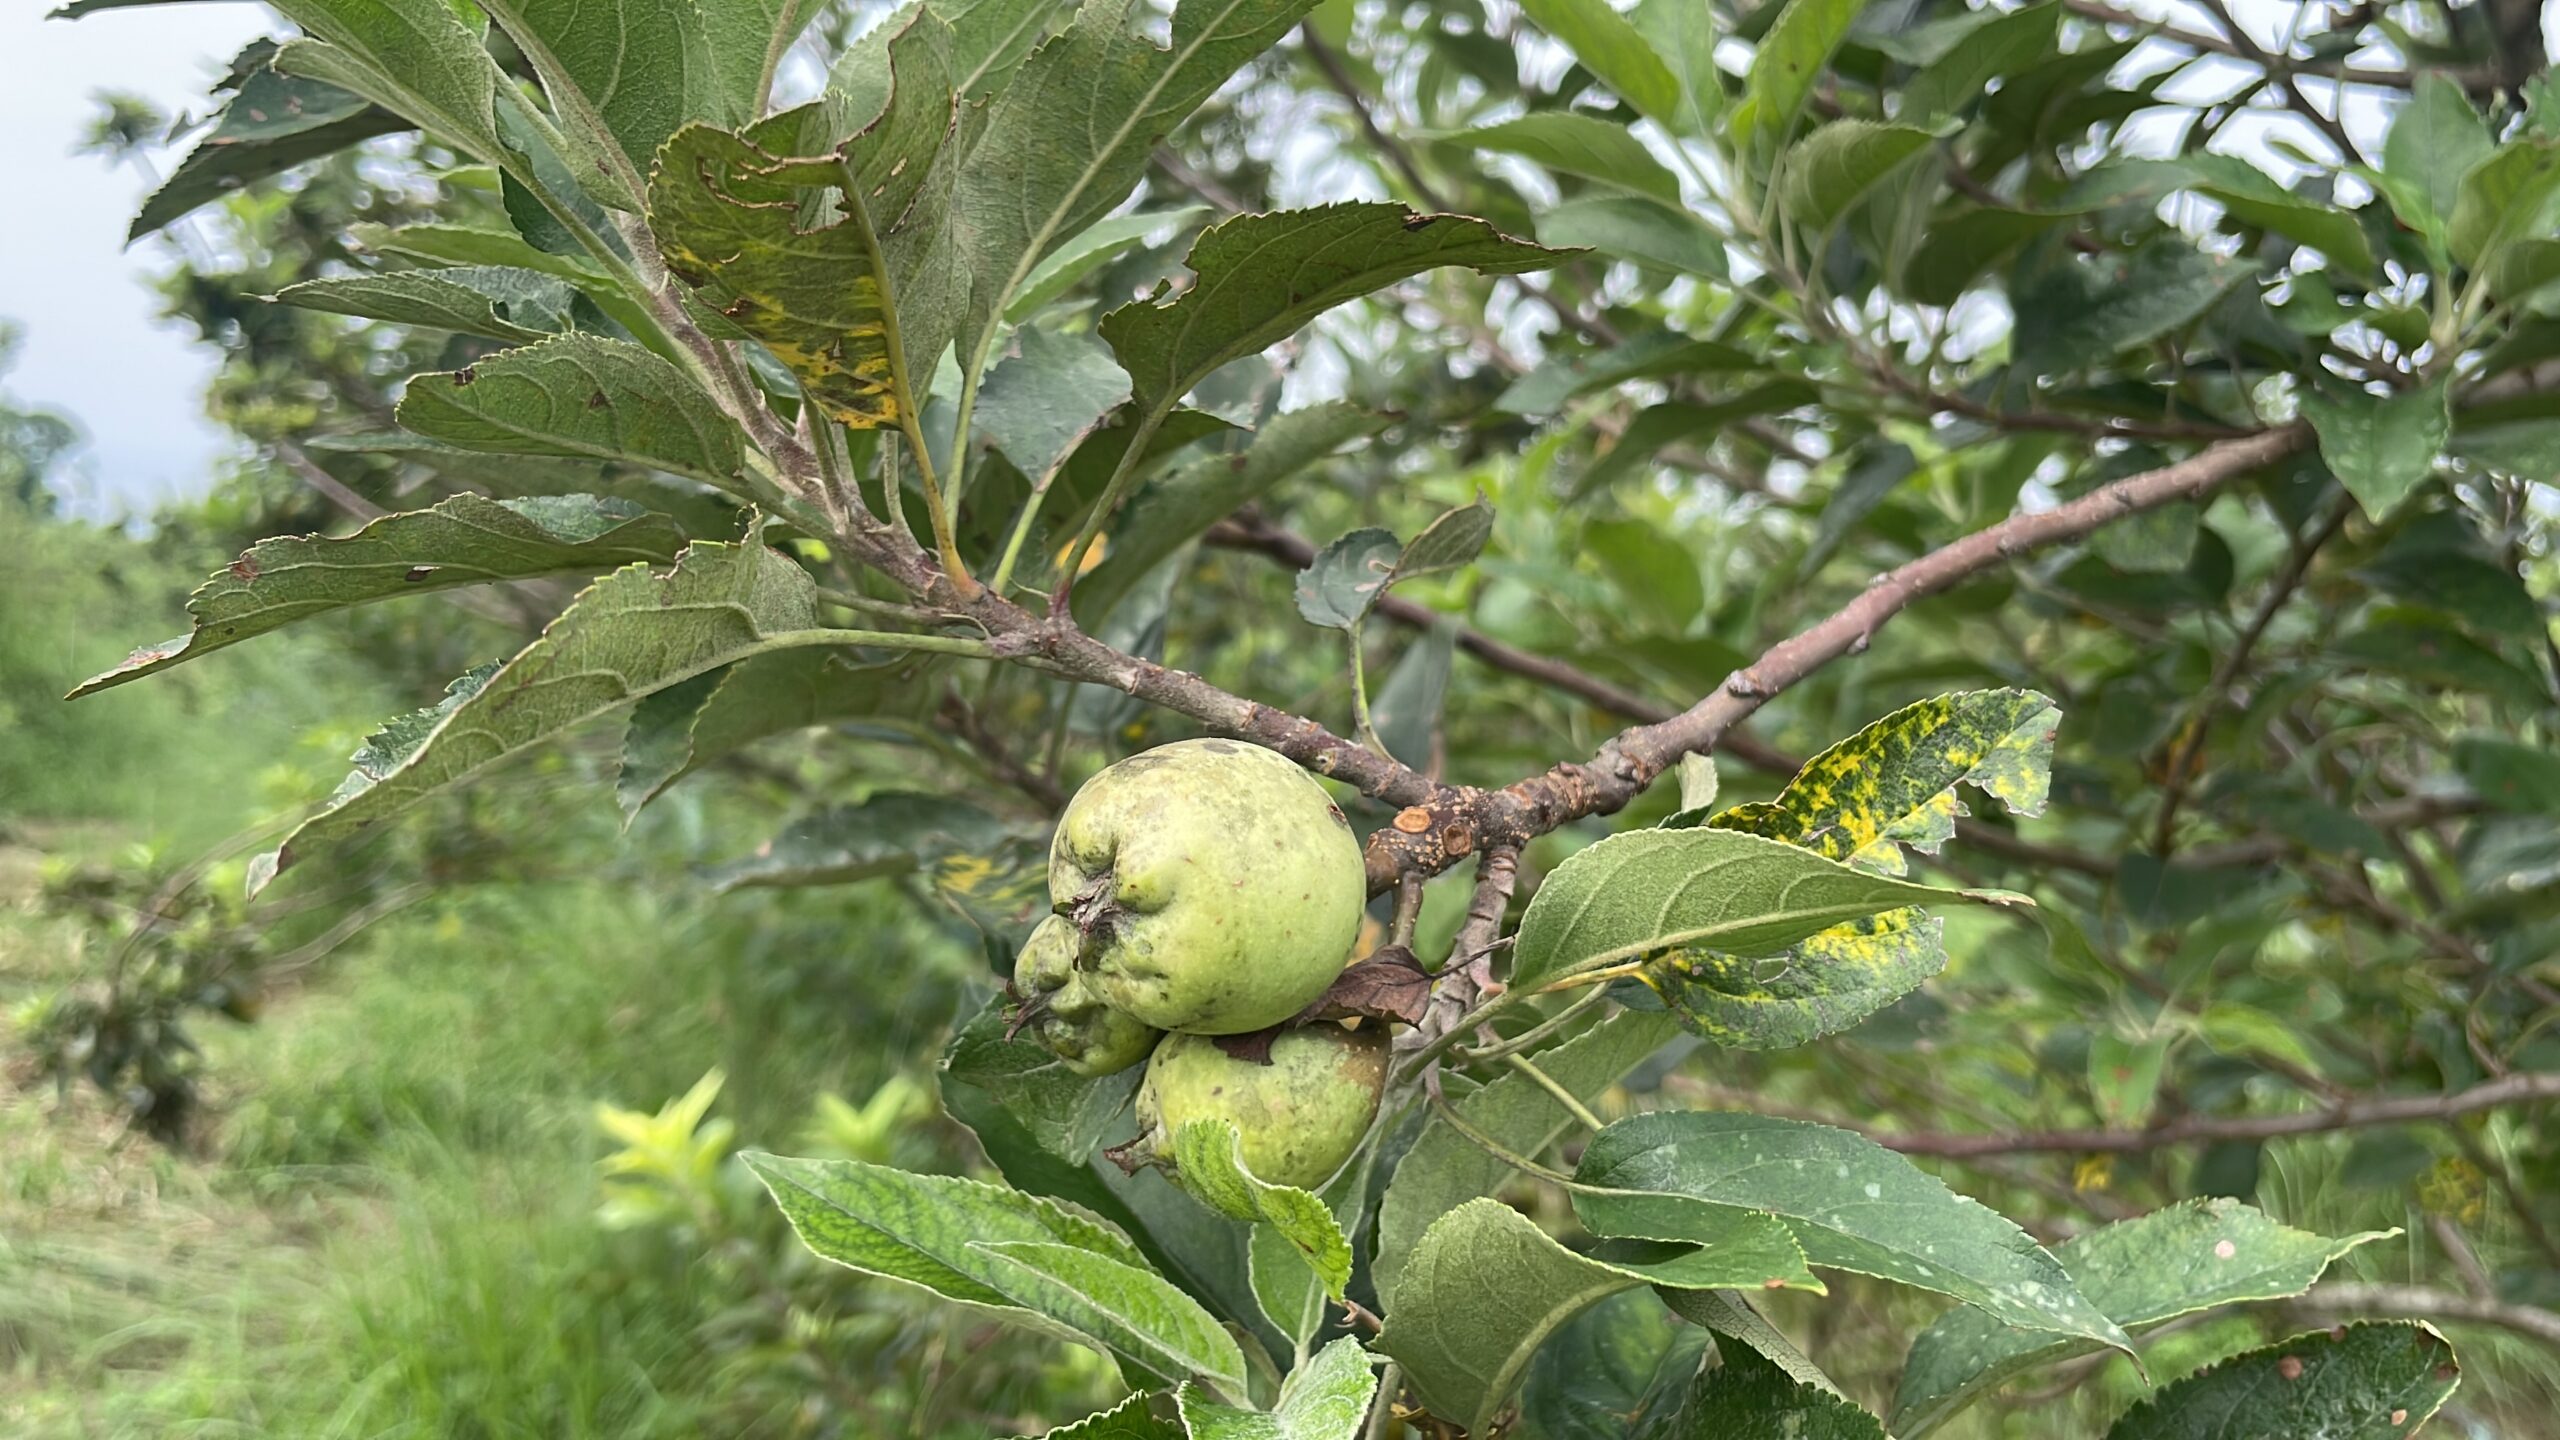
[2104,1323,2458,1440]
[71,495,684,698]
[273,266,581,342]
[648,9,964,428]
[396,335,751,491]
[132,61,408,241]
[1293,527,1400,630]
[251,540,843,893]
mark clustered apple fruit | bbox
[1134,1025,1393,1190]
[1011,913,1161,1078]
[1009,738,1386,1191]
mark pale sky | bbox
[0,0,270,521]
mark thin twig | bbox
[939,695,1070,812]
[1504,1053,1605,1132]
[2292,1284,2560,1349]
[1362,427,2309,889]
[2430,1214,2496,1299]
[2191,0,2363,160]
[1426,1086,1586,1187]
[1454,984,1612,1065]
[2059,0,2446,88]
[1864,1072,2560,1157]
[1204,513,2112,876]
[273,439,387,521]
[1390,872,1426,949]
[2150,495,2353,853]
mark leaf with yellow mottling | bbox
[1642,690,2056,1052]
[931,832,1055,945]
[1708,688,2058,870]
[645,9,964,429]
[1638,909,1943,1050]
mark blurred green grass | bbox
[0,509,1116,1437]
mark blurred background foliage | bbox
[6,0,2560,1433]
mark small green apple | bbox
[1051,738,1365,1035]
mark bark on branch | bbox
[1870,1070,2560,1157]
[838,389,2301,894]
[2295,1285,2560,1350]
[1360,426,2308,889]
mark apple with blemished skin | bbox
[1010,913,1160,1077]
[1050,738,1366,1036]
[1136,1024,1390,1190]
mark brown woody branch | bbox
[2059,0,2457,89]
[714,242,2304,897]
[1359,426,2308,889]
[2293,1285,2560,1350]
[1207,513,2499,888]
[1208,511,2125,875]
[939,694,1070,813]
[2149,494,2354,853]
[1870,1071,2560,1157]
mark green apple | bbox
[1051,738,1365,1035]
[1011,913,1159,1077]
[1136,1024,1390,1190]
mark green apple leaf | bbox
[132,64,406,240]
[1377,1198,1812,1435]
[71,494,682,698]
[957,0,1325,350]
[2104,1323,2459,1439]
[252,539,869,892]
[1508,828,1997,990]
[1513,0,1681,124]
[1177,1334,1378,1439]
[1374,1011,1684,1306]
[1893,1200,2393,1437]
[1168,1119,1352,1302]
[973,1239,1252,1395]
[396,335,750,491]
[1574,1112,2131,1353]
[273,266,579,342]
[2301,380,2449,518]
[1101,202,1565,418]
[1639,1343,1886,1438]
[1780,120,1940,232]
[1449,113,1681,203]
